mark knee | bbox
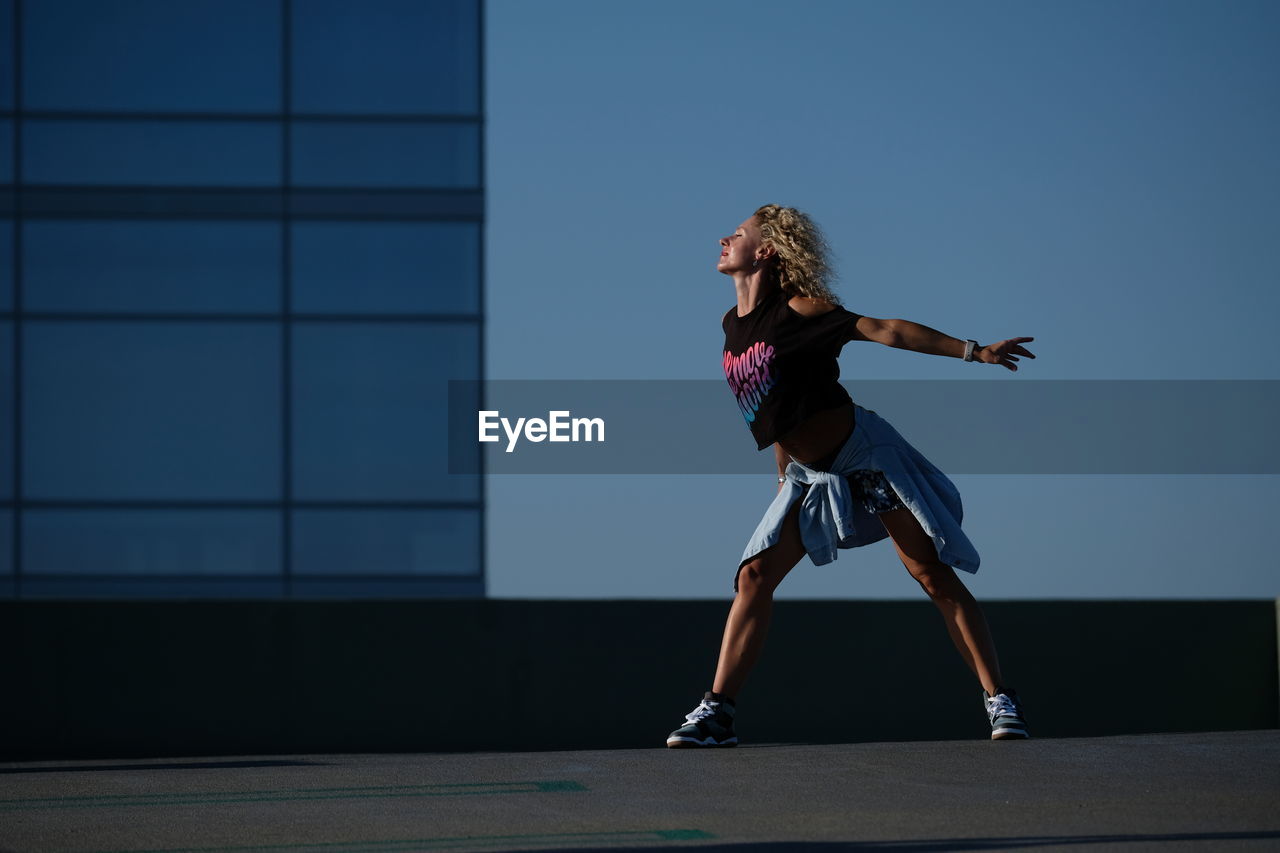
[736,559,777,598]
[905,560,964,602]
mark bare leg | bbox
[712,494,808,699]
[878,507,1006,695]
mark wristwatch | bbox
[962,339,979,362]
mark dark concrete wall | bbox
[2,600,1275,760]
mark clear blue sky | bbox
[484,0,1279,599]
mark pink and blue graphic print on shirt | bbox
[723,341,776,425]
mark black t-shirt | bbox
[722,288,862,451]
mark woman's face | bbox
[717,216,765,275]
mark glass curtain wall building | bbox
[0,0,485,598]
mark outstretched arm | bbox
[814,302,1035,370]
[881,319,1035,371]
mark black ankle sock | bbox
[707,690,736,706]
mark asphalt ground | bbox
[1,730,1277,853]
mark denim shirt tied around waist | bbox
[738,403,980,584]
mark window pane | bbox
[23,120,282,187]
[292,321,479,501]
[1,119,12,183]
[23,0,281,112]
[0,0,12,111]
[292,222,479,314]
[25,221,281,313]
[0,322,11,500]
[23,508,281,576]
[291,122,479,188]
[0,509,10,582]
[24,321,282,500]
[19,576,287,597]
[292,0,478,115]
[292,508,479,577]
[0,222,11,313]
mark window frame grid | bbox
[2,0,487,599]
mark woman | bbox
[666,204,1036,747]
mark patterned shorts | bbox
[845,469,907,515]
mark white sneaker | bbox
[984,688,1029,740]
[665,692,738,748]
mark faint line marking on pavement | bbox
[87,828,716,853]
[0,780,587,811]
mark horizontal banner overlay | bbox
[447,380,1280,475]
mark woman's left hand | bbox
[977,337,1036,371]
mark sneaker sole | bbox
[666,736,738,748]
[991,728,1029,740]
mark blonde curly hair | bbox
[753,204,841,305]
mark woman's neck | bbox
[733,273,779,317]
